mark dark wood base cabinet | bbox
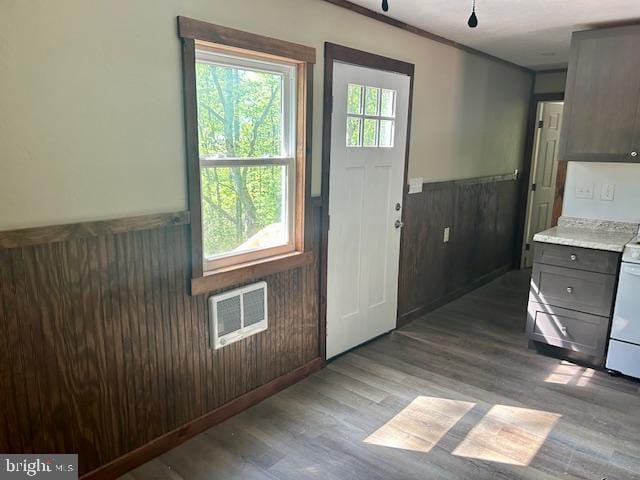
[526,242,621,366]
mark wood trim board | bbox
[320,42,415,360]
[191,250,314,295]
[397,264,512,328]
[320,0,532,74]
[0,211,190,249]
[179,36,204,279]
[420,172,518,190]
[80,357,323,480]
[178,16,316,64]
[552,160,568,226]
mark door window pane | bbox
[347,116,362,147]
[346,85,397,148]
[347,84,364,115]
[379,119,395,147]
[363,118,379,147]
[380,89,396,117]
[365,87,380,116]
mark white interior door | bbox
[522,101,564,268]
[326,62,410,359]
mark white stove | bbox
[607,235,640,378]
[621,236,640,263]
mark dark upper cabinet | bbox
[559,24,640,163]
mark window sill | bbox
[190,250,314,296]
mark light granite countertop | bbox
[533,217,639,252]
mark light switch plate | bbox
[575,182,595,199]
[408,177,423,194]
[601,183,615,201]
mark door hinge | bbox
[525,243,531,251]
[532,183,537,192]
[538,120,544,128]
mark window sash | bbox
[200,160,296,270]
[347,114,396,122]
[200,157,294,168]
[195,47,297,159]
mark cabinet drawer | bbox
[534,242,619,274]
[526,302,609,358]
[529,264,615,317]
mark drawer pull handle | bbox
[566,286,574,294]
[570,254,577,261]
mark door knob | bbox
[632,151,638,157]
[566,286,574,294]
[395,220,404,229]
[570,254,577,261]
[395,203,402,211]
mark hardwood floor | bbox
[120,270,640,480]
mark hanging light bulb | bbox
[468,0,478,28]
[382,0,389,12]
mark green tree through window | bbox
[196,59,291,259]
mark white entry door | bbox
[522,101,564,268]
[326,62,410,359]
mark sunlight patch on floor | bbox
[544,360,595,386]
[452,405,561,466]
[364,396,475,453]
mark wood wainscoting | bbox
[0,205,322,478]
[398,174,519,327]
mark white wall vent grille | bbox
[209,281,268,349]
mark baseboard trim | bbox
[397,265,512,328]
[81,357,324,480]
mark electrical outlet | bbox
[575,182,595,199]
[443,227,450,243]
[601,183,615,201]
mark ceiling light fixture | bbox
[381,0,479,29]
[468,0,478,28]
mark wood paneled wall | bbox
[398,174,519,325]
[0,179,519,474]
[0,206,322,477]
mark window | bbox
[178,17,315,293]
[196,49,296,270]
[346,84,396,148]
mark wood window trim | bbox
[192,251,314,296]
[178,16,316,295]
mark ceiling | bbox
[347,0,640,70]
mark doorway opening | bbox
[519,93,565,268]
[320,44,414,360]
